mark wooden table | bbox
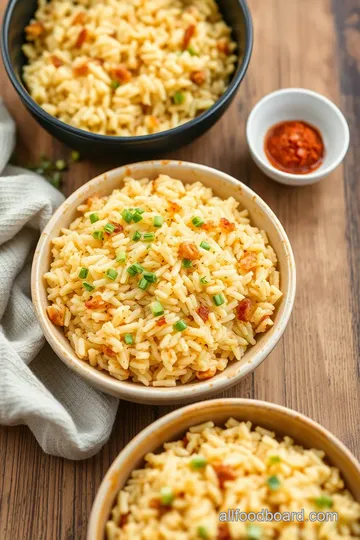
[1,0,359,538]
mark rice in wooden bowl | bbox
[31,161,296,404]
[88,399,360,540]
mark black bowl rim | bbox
[1,0,253,144]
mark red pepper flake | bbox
[75,28,87,48]
[102,345,116,357]
[51,55,63,68]
[201,220,215,231]
[183,24,196,49]
[213,463,236,488]
[190,70,206,85]
[179,242,200,260]
[197,305,210,322]
[219,217,235,232]
[156,316,166,327]
[25,22,45,40]
[217,39,230,55]
[265,120,325,174]
[239,252,257,272]
[72,12,86,25]
[86,297,107,309]
[119,514,129,528]
[217,523,231,540]
[110,64,132,84]
[73,62,89,76]
[236,298,253,322]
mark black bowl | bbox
[1,0,253,156]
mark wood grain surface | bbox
[1,0,359,539]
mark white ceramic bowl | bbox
[246,88,350,186]
[31,161,296,405]
[87,398,360,540]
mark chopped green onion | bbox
[132,230,141,242]
[122,209,133,223]
[127,263,144,276]
[200,241,210,251]
[55,159,66,171]
[116,251,126,263]
[110,80,120,89]
[173,319,187,332]
[106,269,118,280]
[182,259,192,268]
[247,524,262,540]
[124,334,133,345]
[173,91,185,105]
[104,223,115,234]
[200,276,209,284]
[135,207,145,214]
[138,277,150,290]
[160,486,174,506]
[132,211,143,223]
[143,232,154,242]
[153,215,164,228]
[92,230,104,240]
[197,526,210,539]
[268,455,281,465]
[267,475,281,491]
[187,46,198,56]
[190,455,207,469]
[143,272,157,283]
[83,281,94,292]
[151,301,164,317]
[90,212,99,224]
[192,216,204,227]
[71,150,80,162]
[314,496,333,509]
[213,294,225,306]
[78,267,88,279]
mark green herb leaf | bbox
[267,475,281,491]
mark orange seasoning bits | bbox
[265,120,325,174]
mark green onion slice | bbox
[173,91,185,105]
[132,231,141,242]
[151,301,164,317]
[160,486,174,506]
[116,251,126,263]
[83,282,94,292]
[124,334,133,345]
[90,213,99,224]
[92,230,104,240]
[138,277,150,290]
[314,496,333,509]
[106,268,118,280]
[121,209,133,223]
[78,267,88,279]
[213,294,225,306]
[143,232,154,242]
[173,319,187,332]
[104,223,115,234]
[182,259,192,268]
[153,215,164,228]
[267,475,281,491]
[200,241,210,251]
[190,455,207,469]
[132,211,143,223]
[192,216,204,227]
[143,271,157,283]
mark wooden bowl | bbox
[87,398,360,540]
[31,160,296,404]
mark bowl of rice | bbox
[88,398,360,539]
[32,160,296,404]
[2,0,252,154]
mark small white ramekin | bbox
[246,88,350,186]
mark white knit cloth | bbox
[0,99,118,459]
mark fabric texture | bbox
[0,98,118,459]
